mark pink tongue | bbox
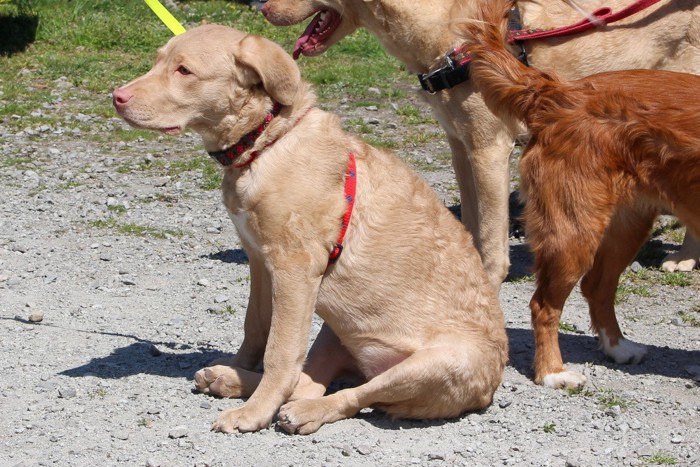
[293,12,323,60]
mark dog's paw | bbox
[278,400,325,435]
[193,365,246,398]
[212,406,272,433]
[542,370,587,390]
[599,331,647,365]
[661,253,698,272]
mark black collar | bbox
[417,6,529,94]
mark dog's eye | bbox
[177,65,192,75]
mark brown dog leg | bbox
[580,204,657,364]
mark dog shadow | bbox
[204,248,249,264]
[59,336,227,380]
[506,327,700,383]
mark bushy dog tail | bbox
[452,0,568,125]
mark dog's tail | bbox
[452,0,571,125]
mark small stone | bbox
[149,345,162,357]
[671,436,683,444]
[200,401,211,409]
[214,295,229,304]
[629,261,643,273]
[606,405,621,418]
[365,105,378,111]
[356,444,372,455]
[58,387,77,399]
[197,278,211,287]
[367,87,381,95]
[169,426,188,439]
[151,177,169,187]
[28,312,44,323]
[685,365,700,381]
[121,278,136,286]
[112,431,129,441]
[498,398,512,409]
[146,459,160,467]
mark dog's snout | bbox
[112,88,132,108]
[260,3,269,17]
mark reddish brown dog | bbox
[456,0,700,389]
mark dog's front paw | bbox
[212,406,272,433]
[278,399,327,435]
[542,370,587,390]
[194,365,247,398]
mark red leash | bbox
[508,0,664,41]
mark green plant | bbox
[660,272,692,287]
[645,451,677,465]
[596,389,631,409]
[543,422,556,433]
[558,321,579,333]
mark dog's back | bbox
[456,0,700,215]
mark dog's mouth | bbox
[293,9,342,59]
[119,114,182,135]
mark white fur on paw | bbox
[542,371,587,390]
[662,253,698,272]
[599,329,647,364]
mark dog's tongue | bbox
[293,11,323,60]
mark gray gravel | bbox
[0,78,698,467]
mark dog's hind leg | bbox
[194,323,357,400]
[581,204,657,365]
[277,335,504,434]
[290,323,360,401]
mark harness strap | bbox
[508,0,663,41]
[418,0,663,93]
[328,152,357,264]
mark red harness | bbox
[329,152,357,264]
[208,105,357,265]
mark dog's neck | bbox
[207,102,283,168]
[359,0,466,74]
[202,85,317,169]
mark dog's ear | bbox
[237,35,301,106]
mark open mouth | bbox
[293,9,342,59]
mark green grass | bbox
[596,389,631,409]
[542,422,556,433]
[645,452,677,465]
[659,271,693,287]
[558,321,579,333]
[89,217,186,239]
[678,305,700,327]
[1,1,405,129]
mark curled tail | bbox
[452,0,566,124]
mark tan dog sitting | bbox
[112,25,508,434]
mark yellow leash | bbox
[143,0,186,35]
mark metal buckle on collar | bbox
[419,54,456,94]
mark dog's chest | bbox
[227,209,261,252]
[221,174,263,253]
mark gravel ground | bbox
[0,76,699,467]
